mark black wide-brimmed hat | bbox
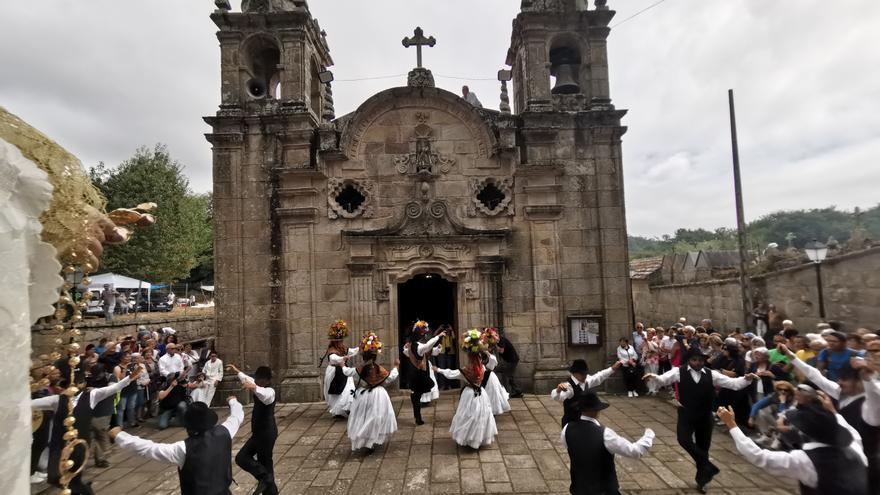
[684,346,710,361]
[568,359,589,375]
[788,403,852,447]
[184,402,218,434]
[254,366,272,381]
[574,391,610,412]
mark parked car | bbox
[134,299,173,312]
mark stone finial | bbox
[322,83,335,121]
[242,0,307,13]
[407,68,435,88]
[498,69,512,115]
[596,0,609,10]
[214,0,231,12]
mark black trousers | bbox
[235,432,277,488]
[32,412,51,474]
[676,409,716,478]
[622,366,640,392]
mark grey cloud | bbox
[1,0,877,237]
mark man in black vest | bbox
[496,329,523,398]
[561,390,655,495]
[551,358,622,427]
[718,396,868,495]
[644,347,757,493]
[230,364,278,495]
[31,361,142,495]
[780,343,880,489]
[111,396,244,495]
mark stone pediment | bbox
[342,200,509,240]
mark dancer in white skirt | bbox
[480,327,510,415]
[434,329,498,449]
[322,320,358,417]
[343,332,400,453]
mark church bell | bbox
[551,63,580,95]
[246,78,268,99]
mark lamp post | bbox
[803,239,828,319]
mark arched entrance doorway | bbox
[397,273,457,388]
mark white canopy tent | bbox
[80,273,153,295]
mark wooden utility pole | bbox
[728,89,752,329]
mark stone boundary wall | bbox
[31,316,215,356]
[634,246,880,332]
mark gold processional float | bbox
[1,107,156,495]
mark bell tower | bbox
[205,0,333,392]
[507,0,615,113]
[504,0,633,391]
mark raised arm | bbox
[31,395,60,411]
[550,383,573,402]
[341,366,358,377]
[863,375,880,427]
[385,367,400,384]
[220,397,245,439]
[90,375,133,408]
[237,371,275,405]
[645,367,680,387]
[416,335,441,357]
[603,427,655,458]
[485,353,498,371]
[710,370,755,391]
[328,353,347,366]
[113,432,186,467]
[785,346,840,399]
[435,368,461,380]
[586,363,620,389]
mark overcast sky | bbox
[2,0,878,237]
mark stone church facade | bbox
[207,0,632,401]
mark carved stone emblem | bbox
[394,124,455,177]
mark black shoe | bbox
[415,418,425,426]
[252,480,268,495]
[509,393,524,398]
[94,460,110,468]
[263,481,279,495]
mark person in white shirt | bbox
[199,351,223,406]
[461,85,482,108]
[158,343,185,377]
[31,364,142,494]
[229,364,279,495]
[644,347,758,493]
[109,397,244,495]
[617,337,640,398]
[551,358,621,426]
[718,395,868,495]
[561,391,654,494]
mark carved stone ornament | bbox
[327,178,375,219]
[464,283,479,300]
[394,124,455,177]
[468,177,514,217]
[407,68,435,88]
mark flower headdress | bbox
[360,331,383,354]
[413,320,429,333]
[461,328,486,354]
[480,327,500,347]
[328,320,349,340]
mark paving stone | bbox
[33,394,800,495]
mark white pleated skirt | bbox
[421,366,440,403]
[346,386,398,450]
[450,387,497,449]
[324,365,355,417]
[484,372,511,415]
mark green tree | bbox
[748,207,853,248]
[91,145,212,283]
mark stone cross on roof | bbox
[402,27,436,69]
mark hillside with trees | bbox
[629,205,880,260]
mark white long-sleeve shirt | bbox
[727,412,867,489]
[551,367,615,402]
[31,376,133,411]
[561,416,655,458]
[789,355,873,412]
[617,346,638,365]
[328,347,359,366]
[410,335,441,358]
[237,372,275,405]
[158,352,185,377]
[435,368,462,380]
[342,365,399,385]
[114,399,244,468]
[650,366,752,390]
[203,359,224,385]
[863,376,880,427]
[486,354,498,371]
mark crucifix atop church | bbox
[402,27,436,69]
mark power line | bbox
[610,0,670,29]
[335,72,498,83]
